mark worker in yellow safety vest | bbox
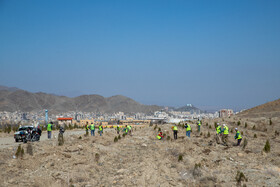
[184,123,191,138]
[157,132,164,140]
[123,125,128,135]
[173,125,178,140]
[90,123,95,136]
[85,122,89,135]
[215,123,222,144]
[222,124,229,146]
[127,125,132,135]
[234,128,242,146]
[197,120,201,132]
[47,122,53,139]
[98,124,103,136]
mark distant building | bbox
[57,117,73,125]
[80,119,95,126]
[219,109,234,118]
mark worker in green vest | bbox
[90,122,95,136]
[127,125,132,135]
[222,124,229,146]
[47,122,53,139]
[197,120,201,132]
[157,132,164,140]
[85,122,89,135]
[234,128,242,146]
[123,125,128,135]
[184,123,191,138]
[216,123,222,144]
[173,124,178,140]
[98,124,103,136]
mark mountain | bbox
[237,98,280,118]
[0,85,20,92]
[0,86,161,114]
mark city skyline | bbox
[1,0,280,111]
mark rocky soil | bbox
[0,117,279,187]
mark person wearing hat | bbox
[184,123,191,138]
[234,128,242,146]
[197,120,201,132]
[221,124,229,146]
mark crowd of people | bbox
[45,120,242,146]
[157,120,242,146]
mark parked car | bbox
[14,126,33,143]
[14,126,41,143]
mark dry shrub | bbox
[263,140,270,153]
[235,171,247,185]
[15,144,24,158]
[193,163,202,178]
[178,154,183,162]
[242,138,248,150]
[58,134,64,146]
[95,153,100,162]
[27,143,33,156]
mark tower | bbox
[45,109,48,124]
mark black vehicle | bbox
[14,126,41,143]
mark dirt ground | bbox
[0,117,279,187]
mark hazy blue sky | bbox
[0,0,280,111]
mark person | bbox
[157,131,164,140]
[47,122,53,139]
[37,125,42,136]
[197,120,201,132]
[127,125,132,135]
[173,124,178,140]
[234,128,242,146]
[215,123,222,144]
[221,124,229,146]
[123,125,128,135]
[90,122,95,136]
[184,123,191,138]
[85,122,89,135]
[98,124,103,136]
[116,125,120,134]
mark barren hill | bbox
[0,88,161,114]
[238,99,280,118]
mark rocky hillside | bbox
[238,98,280,118]
[0,87,161,114]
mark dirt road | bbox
[0,130,85,149]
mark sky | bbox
[0,0,280,111]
